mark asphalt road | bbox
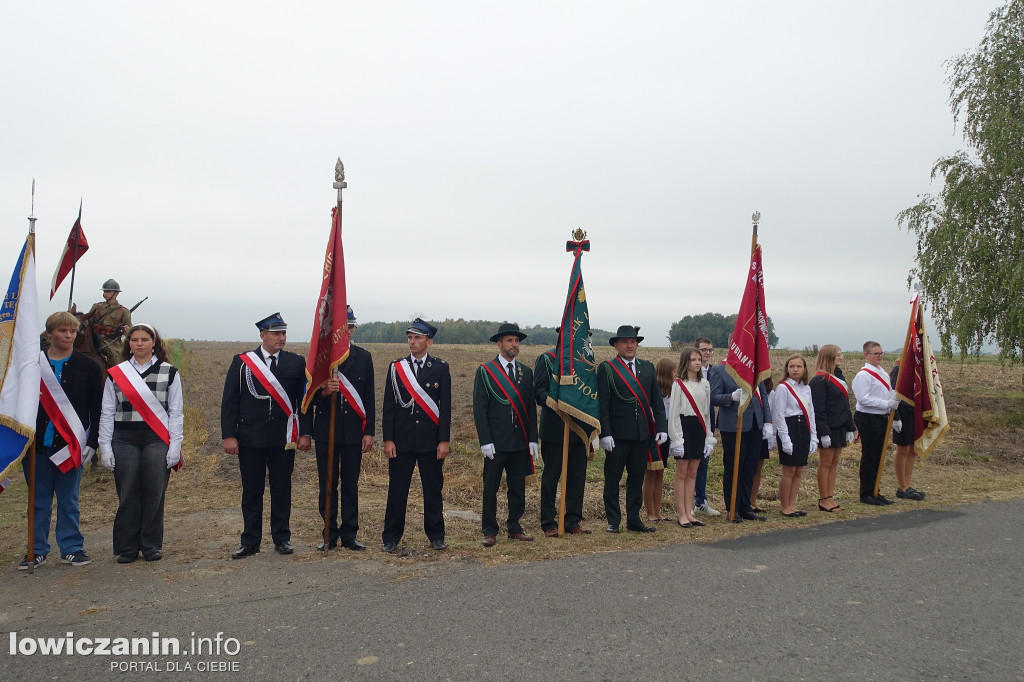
[3,499,1021,681]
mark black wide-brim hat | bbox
[490,322,527,343]
[608,324,643,345]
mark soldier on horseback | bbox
[82,279,132,368]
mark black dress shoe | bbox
[231,545,260,560]
[627,523,656,533]
[606,525,620,533]
[316,539,339,551]
[381,541,397,553]
[860,495,885,506]
[740,512,767,521]
[430,539,447,551]
[341,538,366,551]
[117,552,139,564]
[907,486,926,499]
[274,541,294,555]
[876,493,895,505]
[142,550,162,561]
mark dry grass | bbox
[2,342,1023,571]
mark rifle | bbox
[129,296,148,313]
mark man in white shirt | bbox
[851,341,899,506]
[693,337,720,517]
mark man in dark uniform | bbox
[535,329,593,537]
[598,325,668,533]
[222,313,311,559]
[381,318,451,552]
[474,322,538,547]
[709,359,773,521]
[82,279,132,368]
[308,305,374,551]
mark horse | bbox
[73,314,114,373]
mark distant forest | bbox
[354,319,614,346]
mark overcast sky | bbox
[0,1,1000,350]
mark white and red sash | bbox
[335,369,367,434]
[393,359,440,425]
[781,380,812,433]
[39,351,89,473]
[240,351,299,446]
[817,371,849,398]
[859,367,891,390]
[108,361,183,471]
[674,378,707,436]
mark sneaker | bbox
[60,550,93,566]
[694,501,721,517]
[18,554,47,570]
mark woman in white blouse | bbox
[98,324,184,563]
[769,354,817,517]
[668,348,716,528]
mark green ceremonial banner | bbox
[547,232,600,444]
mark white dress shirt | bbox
[852,363,894,415]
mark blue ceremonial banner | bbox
[0,233,40,483]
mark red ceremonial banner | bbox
[302,206,350,413]
[894,293,950,457]
[724,244,772,407]
[50,205,89,300]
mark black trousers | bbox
[602,438,647,528]
[112,429,170,556]
[237,446,294,547]
[481,448,528,536]
[855,411,888,497]
[540,439,588,531]
[720,427,760,515]
[315,440,363,542]
[382,450,445,544]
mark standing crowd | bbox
[20,283,926,568]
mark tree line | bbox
[354,319,615,345]
[668,312,779,349]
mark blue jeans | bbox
[22,447,84,556]
[694,455,709,505]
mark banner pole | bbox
[67,199,82,311]
[557,421,570,537]
[874,296,917,496]
[321,165,347,555]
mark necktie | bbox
[269,354,278,372]
[628,361,636,378]
[415,359,423,377]
[507,362,516,383]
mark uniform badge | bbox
[434,382,439,388]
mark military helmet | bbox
[102,278,121,292]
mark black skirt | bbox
[779,415,811,467]
[893,401,914,446]
[677,415,706,461]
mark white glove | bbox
[100,449,115,471]
[655,432,668,445]
[893,420,903,434]
[81,446,96,465]
[762,424,774,441]
[767,436,778,452]
[781,440,793,455]
[669,443,685,458]
[166,450,181,469]
[600,436,615,452]
[481,443,495,459]
[820,435,832,449]
[809,440,818,454]
[702,442,714,458]
[529,442,540,463]
[731,388,743,402]
[846,431,856,445]
[886,397,900,411]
